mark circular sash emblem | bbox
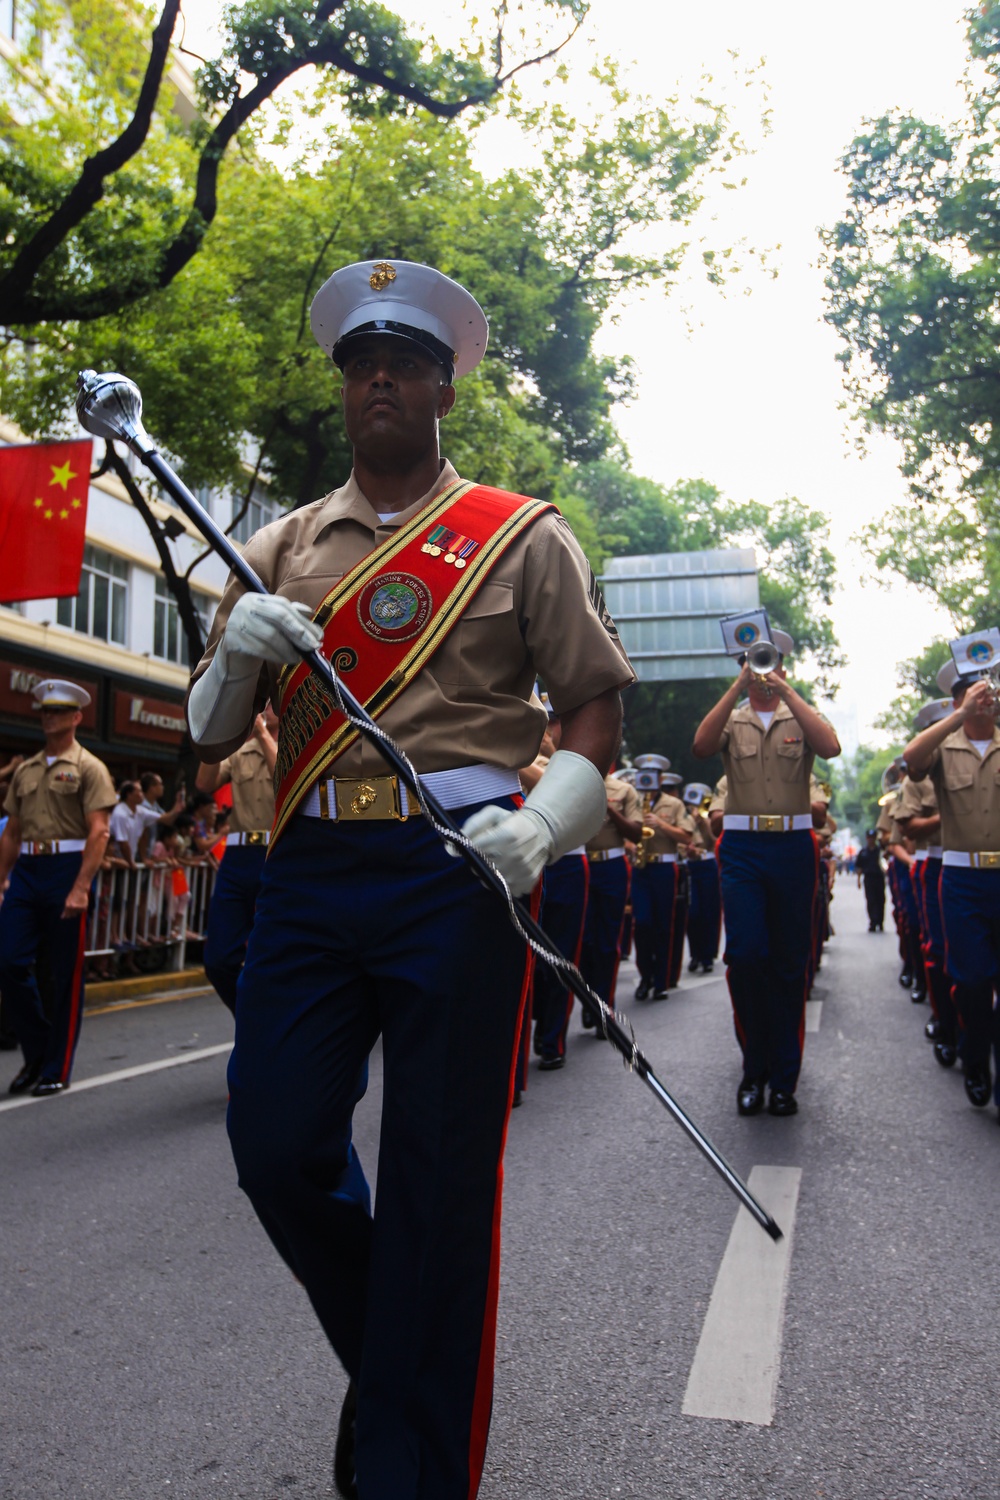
[358,572,433,642]
[735,622,759,647]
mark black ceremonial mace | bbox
[76,369,782,1243]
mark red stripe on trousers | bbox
[59,912,87,1083]
[466,878,541,1498]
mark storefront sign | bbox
[113,689,187,745]
[0,659,99,729]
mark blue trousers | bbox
[687,858,721,965]
[204,845,267,1013]
[718,830,819,1093]
[0,853,88,1084]
[226,806,530,1500]
[532,854,588,1060]
[940,866,1000,1093]
[632,862,677,992]
[580,857,630,1009]
[914,857,956,1037]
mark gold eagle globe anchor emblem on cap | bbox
[369,261,397,292]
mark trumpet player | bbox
[692,627,841,1116]
[682,783,721,974]
[631,756,692,1000]
[904,650,1000,1115]
[580,768,644,1026]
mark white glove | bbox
[461,750,607,896]
[188,594,323,746]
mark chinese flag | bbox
[0,439,92,601]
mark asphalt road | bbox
[2,880,998,1499]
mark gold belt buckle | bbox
[977,850,1000,869]
[756,815,784,833]
[334,775,406,822]
[34,840,54,855]
[246,830,268,846]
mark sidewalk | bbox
[84,966,214,1012]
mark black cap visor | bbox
[332,322,455,382]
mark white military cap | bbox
[772,628,794,657]
[683,781,712,805]
[936,659,960,695]
[310,259,489,380]
[913,698,953,733]
[633,753,671,772]
[610,768,636,783]
[32,678,90,710]
[660,772,683,788]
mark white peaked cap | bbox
[32,678,90,710]
[610,768,636,782]
[310,260,489,379]
[684,782,713,804]
[913,698,953,733]
[936,659,960,695]
[634,753,671,771]
[660,772,683,787]
[773,628,794,657]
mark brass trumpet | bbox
[746,639,781,696]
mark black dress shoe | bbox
[924,1018,940,1041]
[768,1090,798,1117]
[511,1089,523,1108]
[964,1069,992,1108]
[31,1078,67,1097]
[634,978,651,1000]
[910,985,927,1004]
[701,962,714,973]
[652,988,669,1000]
[934,1040,957,1069]
[333,1380,358,1499]
[538,1052,565,1071]
[737,1079,765,1116]
[581,1009,596,1029]
[9,1061,42,1095]
[688,958,700,973]
[898,969,913,989]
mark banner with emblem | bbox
[271,480,555,846]
[718,607,773,657]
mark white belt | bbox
[723,813,813,833]
[942,850,1000,870]
[564,845,586,858]
[21,839,86,855]
[913,849,928,862]
[697,851,716,862]
[927,846,943,859]
[299,763,522,821]
[588,847,625,862]
[646,853,677,863]
[226,830,271,847]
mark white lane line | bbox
[805,1001,823,1032]
[0,1043,232,1114]
[682,1164,802,1425]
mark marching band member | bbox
[662,771,692,989]
[581,768,643,1024]
[631,755,690,1000]
[187,260,634,1500]
[682,782,720,974]
[693,617,841,1116]
[904,632,1000,1115]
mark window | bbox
[57,545,127,644]
[231,489,273,544]
[153,579,211,666]
[0,0,15,40]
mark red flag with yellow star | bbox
[0,440,92,601]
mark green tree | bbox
[821,4,1000,626]
[836,745,899,836]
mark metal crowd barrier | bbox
[86,860,218,975]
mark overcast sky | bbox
[181,0,975,750]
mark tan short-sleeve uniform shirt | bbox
[924,728,1000,852]
[587,777,641,854]
[4,742,116,841]
[896,775,940,852]
[219,739,276,834]
[189,462,634,779]
[684,809,712,856]
[708,775,728,819]
[647,792,687,856]
[719,702,816,817]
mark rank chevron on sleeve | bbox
[271,480,556,846]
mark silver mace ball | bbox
[76,370,153,456]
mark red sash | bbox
[271,480,554,846]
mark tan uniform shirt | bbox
[190,462,634,778]
[587,777,641,854]
[719,701,817,817]
[647,792,687,856]
[896,775,939,852]
[4,741,116,841]
[219,738,276,834]
[684,809,712,855]
[924,727,1000,852]
[709,775,728,818]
